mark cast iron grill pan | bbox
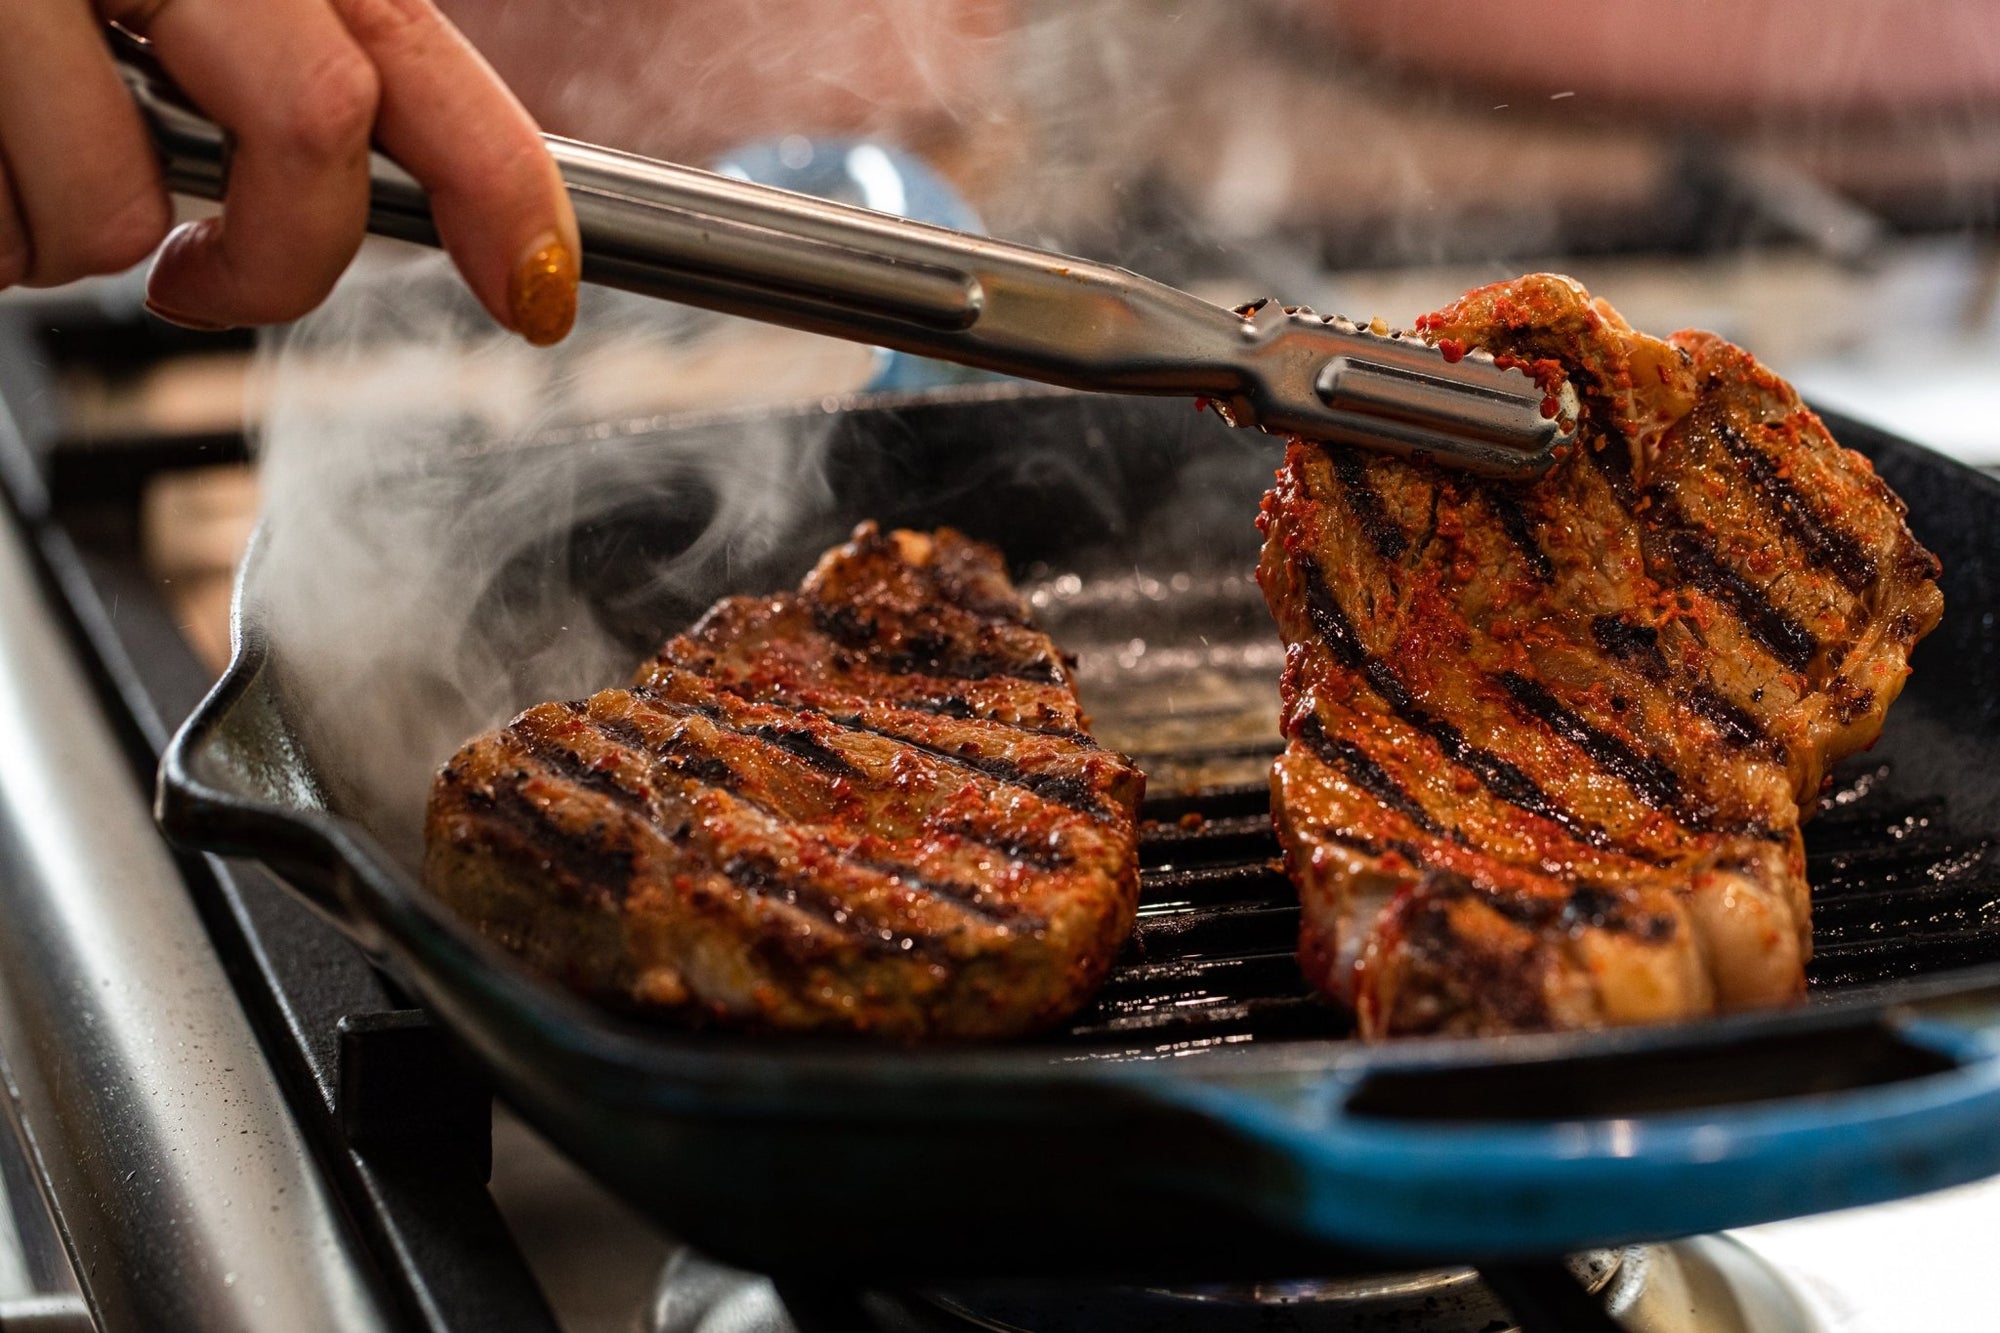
[159,387,2000,1282]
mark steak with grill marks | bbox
[1259,274,1942,1039]
[424,523,1143,1038]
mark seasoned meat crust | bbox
[424,524,1144,1038]
[1260,274,1942,1039]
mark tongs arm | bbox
[117,40,1574,478]
[535,140,1255,402]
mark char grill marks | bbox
[425,524,1142,1039]
[1261,274,1941,1039]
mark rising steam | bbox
[250,253,850,861]
[246,0,1994,862]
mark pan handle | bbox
[1152,991,2000,1258]
[154,536,404,946]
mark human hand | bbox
[1,0,580,344]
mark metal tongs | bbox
[116,44,1575,479]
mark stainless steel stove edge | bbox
[0,401,388,1332]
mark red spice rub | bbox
[1262,274,1942,1038]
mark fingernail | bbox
[509,233,578,347]
[143,298,234,333]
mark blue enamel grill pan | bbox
[158,387,2000,1282]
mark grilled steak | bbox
[1259,274,1943,1038]
[425,524,1144,1038]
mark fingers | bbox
[0,0,170,288]
[140,0,380,327]
[0,0,570,341]
[332,0,577,344]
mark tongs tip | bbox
[1223,299,1577,480]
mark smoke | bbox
[245,1,2000,863]
[250,251,846,861]
[243,1,1257,863]
[437,0,1017,166]
[436,0,1246,250]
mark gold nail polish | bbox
[509,235,578,347]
